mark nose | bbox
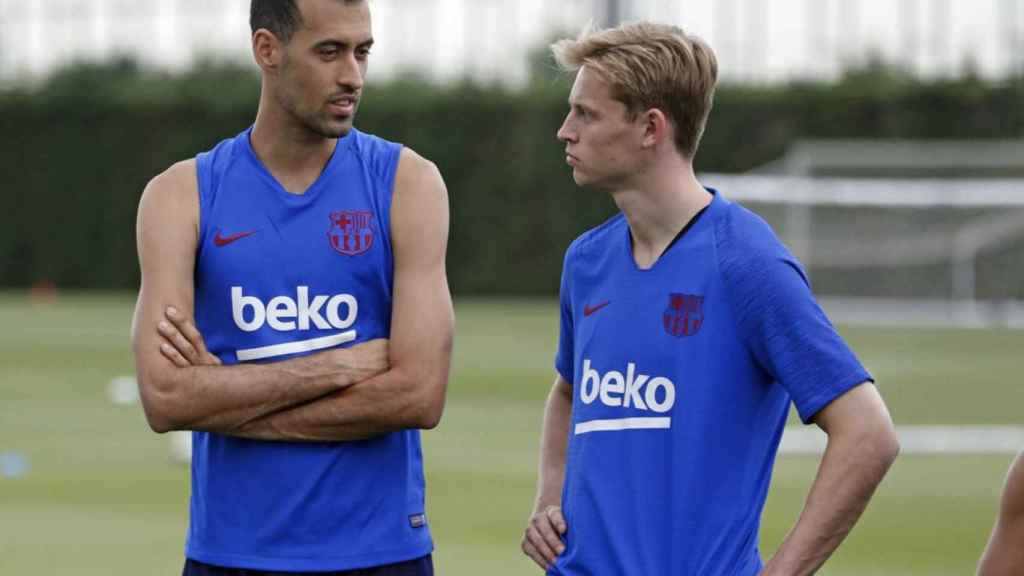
[336,52,365,92]
[557,114,576,143]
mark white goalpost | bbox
[700,173,1024,329]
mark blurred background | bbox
[1,0,1022,574]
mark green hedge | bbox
[1,61,1021,295]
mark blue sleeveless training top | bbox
[188,127,431,571]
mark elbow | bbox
[137,371,186,434]
[413,389,446,430]
[879,425,901,467]
[144,411,176,435]
[140,392,177,434]
[865,421,901,471]
[409,373,448,430]
[416,405,444,430]
[829,417,900,473]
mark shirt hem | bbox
[186,540,433,573]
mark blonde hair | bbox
[551,21,719,158]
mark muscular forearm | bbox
[139,345,375,434]
[534,379,573,511]
[522,377,573,570]
[231,364,446,442]
[763,429,898,575]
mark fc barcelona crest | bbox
[328,211,375,256]
[663,293,703,337]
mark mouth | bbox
[565,152,579,167]
[327,95,359,118]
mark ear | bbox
[252,29,283,74]
[640,108,669,149]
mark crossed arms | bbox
[131,148,453,441]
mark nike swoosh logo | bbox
[213,230,257,247]
[583,301,610,317]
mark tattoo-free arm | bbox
[132,161,387,434]
[522,375,573,571]
[762,382,900,576]
[230,148,454,441]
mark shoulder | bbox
[196,131,246,173]
[564,212,626,265]
[390,148,448,251]
[350,127,398,149]
[141,159,198,211]
[394,147,446,202]
[396,147,442,184]
[713,200,787,258]
[712,199,805,284]
[350,129,405,178]
[707,198,816,329]
[136,160,200,248]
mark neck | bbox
[250,90,339,194]
[611,153,711,268]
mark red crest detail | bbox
[328,211,375,256]
[663,293,703,337]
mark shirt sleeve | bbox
[720,210,873,424]
[554,248,575,384]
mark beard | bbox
[273,75,356,139]
[280,92,352,139]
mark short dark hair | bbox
[250,0,303,43]
[250,0,364,44]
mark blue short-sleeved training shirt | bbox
[551,189,871,575]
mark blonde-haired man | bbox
[523,22,899,575]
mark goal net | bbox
[700,174,1024,328]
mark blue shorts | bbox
[182,555,434,576]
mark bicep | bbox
[131,162,200,384]
[811,381,891,435]
[387,149,454,375]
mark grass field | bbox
[1,293,1021,575]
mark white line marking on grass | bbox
[819,297,1024,330]
[780,426,1024,455]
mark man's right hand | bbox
[522,504,568,571]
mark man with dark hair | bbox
[132,1,452,574]
[250,0,305,43]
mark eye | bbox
[356,47,372,59]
